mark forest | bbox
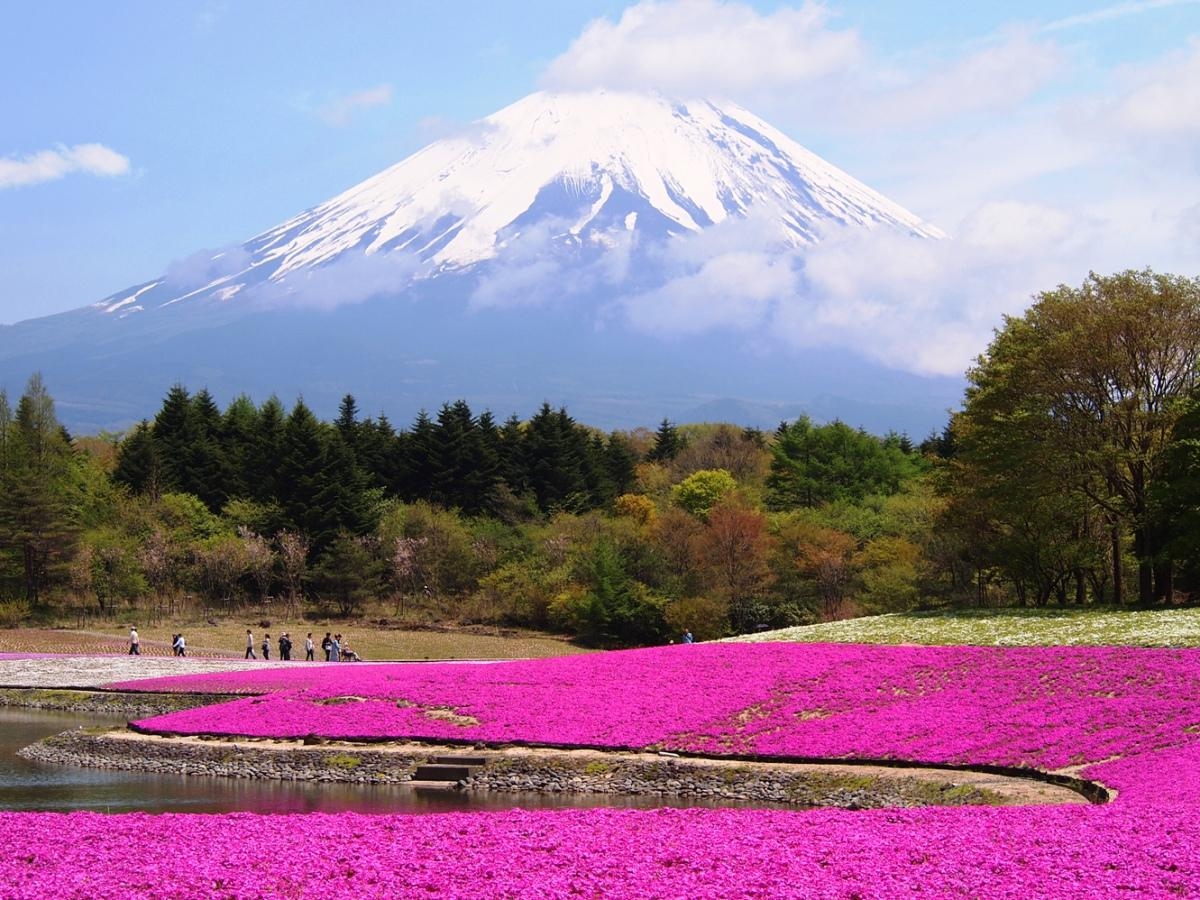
[1,269,1199,646]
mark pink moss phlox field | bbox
[2,643,1186,896]
[0,805,1194,899]
[113,644,1200,801]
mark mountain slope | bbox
[1,90,959,435]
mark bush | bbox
[0,600,31,628]
[673,469,737,517]
[663,595,728,642]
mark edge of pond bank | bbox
[20,726,1094,810]
[0,687,234,719]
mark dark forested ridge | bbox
[2,270,1199,646]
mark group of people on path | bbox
[243,630,359,662]
[128,628,186,657]
[127,626,362,660]
[320,631,360,662]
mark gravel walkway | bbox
[0,655,294,689]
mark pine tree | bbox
[250,396,287,505]
[523,404,589,512]
[401,410,438,501]
[647,418,684,462]
[277,400,374,554]
[184,388,230,509]
[112,421,163,498]
[220,394,261,501]
[0,374,81,605]
[151,384,194,492]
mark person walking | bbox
[129,627,140,656]
[262,634,271,660]
[322,632,333,661]
[245,630,256,659]
[305,633,315,661]
[330,634,341,663]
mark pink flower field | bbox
[3,642,1199,897]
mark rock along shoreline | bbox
[18,727,1085,810]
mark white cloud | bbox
[0,143,131,189]
[544,2,1064,136]
[599,189,1199,380]
[844,32,1065,130]
[414,115,500,146]
[1039,0,1200,33]
[256,250,425,311]
[514,1,1200,382]
[623,250,796,334]
[1099,38,1200,141]
[163,245,253,289]
[542,0,861,97]
[317,84,394,126]
[470,215,638,311]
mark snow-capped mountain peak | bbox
[14,89,964,438]
[255,90,941,274]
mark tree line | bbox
[3,268,1198,644]
[0,375,930,644]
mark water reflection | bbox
[1,707,779,815]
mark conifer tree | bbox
[0,374,80,605]
[250,396,287,504]
[112,421,163,499]
[220,394,260,501]
[647,418,684,462]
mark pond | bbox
[1,707,780,814]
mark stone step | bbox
[411,763,477,782]
[406,780,463,790]
[432,755,489,767]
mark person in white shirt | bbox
[245,629,256,659]
[305,633,315,661]
[129,627,140,656]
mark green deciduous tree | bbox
[953,269,1200,604]
[672,468,737,517]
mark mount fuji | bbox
[0,90,960,435]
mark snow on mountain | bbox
[92,90,941,318]
[10,89,961,437]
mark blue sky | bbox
[2,0,1199,337]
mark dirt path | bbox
[0,655,294,688]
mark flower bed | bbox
[0,804,1192,898]
[3,642,1197,897]
[742,606,1200,647]
[112,643,1200,800]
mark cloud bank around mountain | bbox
[540,0,1200,379]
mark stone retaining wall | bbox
[464,756,994,808]
[19,730,1003,809]
[21,732,428,784]
[0,688,222,719]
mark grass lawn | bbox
[736,606,1200,647]
[0,621,588,660]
